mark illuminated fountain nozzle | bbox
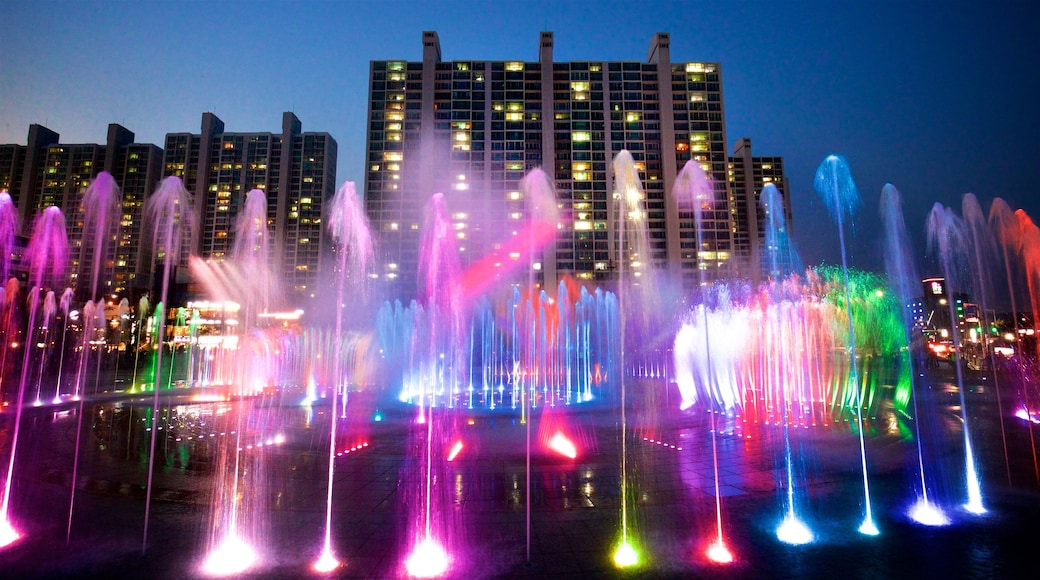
[446,440,464,462]
[313,545,341,573]
[776,514,814,545]
[706,539,734,564]
[858,517,880,536]
[547,432,577,459]
[964,497,987,515]
[613,541,639,568]
[405,538,449,578]
[908,499,950,527]
[0,518,21,548]
[200,534,258,576]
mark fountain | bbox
[1,149,1040,579]
[2,205,68,548]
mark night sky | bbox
[2,0,1037,275]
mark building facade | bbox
[162,112,337,304]
[365,31,789,300]
[729,137,792,282]
[0,123,163,298]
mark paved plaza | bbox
[1,367,1039,579]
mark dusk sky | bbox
[2,0,1037,274]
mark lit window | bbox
[685,62,705,73]
[572,131,590,142]
[509,191,521,200]
[505,61,524,71]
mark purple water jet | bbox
[2,205,68,548]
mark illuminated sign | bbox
[930,280,944,295]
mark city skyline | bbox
[2,0,1037,273]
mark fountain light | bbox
[200,534,258,576]
[1015,408,1039,423]
[547,431,577,459]
[313,545,341,573]
[405,537,449,578]
[446,440,464,462]
[612,540,639,568]
[908,499,950,527]
[858,516,880,536]
[776,514,814,545]
[705,539,734,564]
[0,518,20,548]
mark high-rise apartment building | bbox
[365,31,786,300]
[162,112,337,304]
[0,123,163,298]
[729,138,792,281]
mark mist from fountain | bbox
[814,154,878,535]
[881,183,950,526]
[673,158,737,560]
[142,175,196,553]
[314,180,372,572]
[1,205,68,548]
[401,192,467,577]
[926,203,987,515]
[991,200,1040,483]
[4,147,1040,577]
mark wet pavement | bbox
[1,366,1039,579]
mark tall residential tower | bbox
[162,112,337,304]
[365,31,788,300]
[0,123,163,298]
